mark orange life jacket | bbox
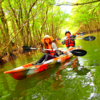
[65,38,75,48]
[45,44,56,56]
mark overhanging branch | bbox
[50,0,100,6]
[0,0,4,3]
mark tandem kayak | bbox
[4,46,83,80]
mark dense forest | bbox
[0,0,100,63]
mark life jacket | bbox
[65,36,75,48]
[45,43,56,56]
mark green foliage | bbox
[0,0,70,55]
[1,0,100,55]
[67,0,100,32]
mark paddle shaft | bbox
[28,47,87,56]
[29,47,67,52]
[30,47,57,51]
[23,46,87,56]
[56,36,95,41]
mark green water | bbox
[0,33,100,100]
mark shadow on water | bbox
[5,56,91,100]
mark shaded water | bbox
[0,32,100,100]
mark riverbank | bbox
[0,45,42,66]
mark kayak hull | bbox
[4,46,81,80]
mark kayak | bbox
[4,46,82,80]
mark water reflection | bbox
[1,33,100,100]
[1,55,96,100]
[2,51,96,100]
[5,56,90,99]
[6,63,61,99]
[58,57,90,76]
[51,57,91,90]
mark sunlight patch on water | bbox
[66,73,77,79]
[94,49,100,52]
[88,93,97,100]
[78,57,87,66]
[1,93,10,99]
[32,94,38,99]
[66,68,72,71]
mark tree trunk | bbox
[0,2,12,55]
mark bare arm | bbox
[56,39,63,45]
[74,24,83,36]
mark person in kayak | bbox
[34,35,59,65]
[56,24,83,48]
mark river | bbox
[0,32,100,100]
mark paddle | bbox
[70,49,87,56]
[22,46,87,56]
[77,36,95,41]
[56,36,95,41]
[23,46,54,51]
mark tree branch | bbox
[0,0,4,3]
[29,0,38,14]
[50,0,100,6]
[92,3,100,13]
[2,10,41,51]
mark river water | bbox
[0,33,100,100]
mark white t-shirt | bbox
[51,43,57,50]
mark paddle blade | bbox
[70,49,87,56]
[83,36,95,41]
[23,46,31,51]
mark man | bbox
[56,24,83,48]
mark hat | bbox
[65,31,71,35]
[41,35,53,43]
